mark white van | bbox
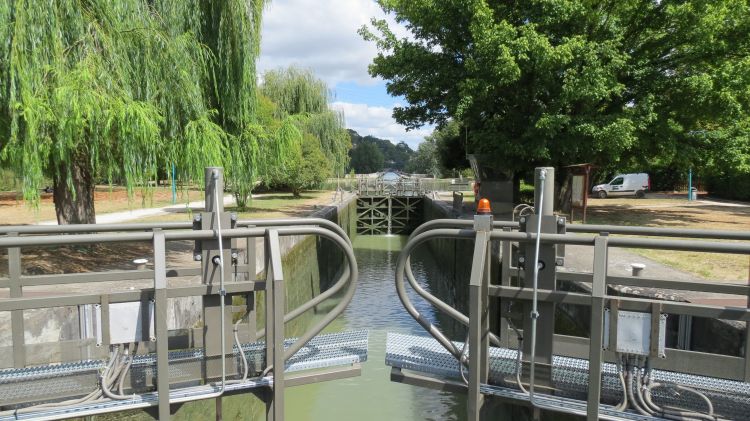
[592,173,650,198]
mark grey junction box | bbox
[603,309,667,357]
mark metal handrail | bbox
[407,218,750,241]
[395,228,476,359]
[394,218,750,421]
[0,218,358,421]
[401,224,503,347]
[0,217,352,245]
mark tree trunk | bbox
[53,159,96,225]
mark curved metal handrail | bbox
[395,227,477,360]
[0,219,358,416]
[256,226,358,362]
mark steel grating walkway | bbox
[0,330,368,420]
[386,332,750,421]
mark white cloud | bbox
[259,0,429,146]
[332,101,433,149]
[259,0,406,86]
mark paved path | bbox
[38,195,236,225]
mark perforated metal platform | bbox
[386,332,750,421]
[0,330,368,420]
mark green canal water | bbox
[285,235,466,421]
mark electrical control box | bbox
[106,301,155,344]
[603,310,666,357]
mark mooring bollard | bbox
[133,258,148,270]
[631,263,645,277]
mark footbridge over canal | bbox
[355,171,427,235]
[1,166,750,421]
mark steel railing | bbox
[0,169,359,421]
[393,171,750,421]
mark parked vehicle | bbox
[592,173,650,198]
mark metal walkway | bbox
[1,330,368,420]
[386,332,750,421]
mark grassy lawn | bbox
[584,197,750,281]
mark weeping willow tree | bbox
[260,67,351,177]
[0,0,269,224]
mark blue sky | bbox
[257,0,434,150]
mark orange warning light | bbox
[477,198,492,215]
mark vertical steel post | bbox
[153,230,171,421]
[688,168,693,201]
[523,167,556,388]
[201,168,233,380]
[534,167,555,216]
[468,214,492,421]
[265,229,285,421]
[587,235,608,420]
[499,229,512,348]
[243,233,258,342]
[8,232,25,368]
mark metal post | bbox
[534,167,555,216]
[201,168,233,379]
[265,229,285,421]
[244,233,258,342]
[523,168,556,388]
[468,214,492,421]
[587,235,608,421]
[153,230,170,421]
[688,168,693,201]
[8,232,25,368]
[499,230,512,348]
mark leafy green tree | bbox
[406,139,440,177]
[0,0,269,223]
[260,67,351,177]
[431,120,469,175]
[227,94,303,209]
[285,133,332,197]
[362,1,750,178]
[349,142,385,173]
[348,129,414,170]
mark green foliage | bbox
[261,67,350,175]
[0,0,269,221]
[285,134,332,197]
[362,0,750,186]
[405,139,440,176]
[349,142,385,174]
[348,129,414,170]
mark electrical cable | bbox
[118,342,138,395]
[102,344,135,400]
[613,354,628,411]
